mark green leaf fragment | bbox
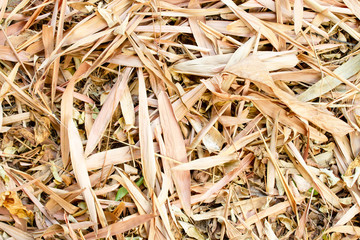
[115,177,144,201]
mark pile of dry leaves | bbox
[0,0,360,238]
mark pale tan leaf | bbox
[68,119,97,227]
[84,214,156,240]
[158,90,191,215]
[85,67,132,156]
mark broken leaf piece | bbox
[0,191,33,221]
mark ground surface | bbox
[0,0,359,239]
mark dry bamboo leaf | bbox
[84,214,156,240]
[249,92,327,142]
[294,0,303,34]
[41,25,53,58]
[245,197,304,226]
[286,142,341,208]
[68,119,97,228]
[1,0,360,237]
[334,204,360,226]
[226,55,354,136]
[116,169,152,214]
[259,126,298,217]
[196,153,254,203]
[298,54,360,102]
[137,68,157,189]
[221,0,279,50]
[188,0,216,56]
[264,219,278,240]
[319,226,360,238]
[0,63,19,100]
[343,0,360,20]
[173,154,237,171]
[119,82,135,129]
[0,46,30,62]
[0,221,33,240]
[295,190,312,239]
[85,67,132,156]
[61,61,91,167]
[158,90,191,216]
[86,146,143,171]
[172,51,298,77]
[303,0,360,40]
[187,113,226,152]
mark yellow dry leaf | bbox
[345,155,360,176]
[0,191,33,221]
[31,112,51,145]
[68,2,95,13]
[178,221,205,240]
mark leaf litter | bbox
[0,0,359,238]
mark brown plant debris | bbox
[0,0,360,238]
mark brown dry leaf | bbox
[31,112,51,145]
[0,191,33,221]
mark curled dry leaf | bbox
[0,191,33,221]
